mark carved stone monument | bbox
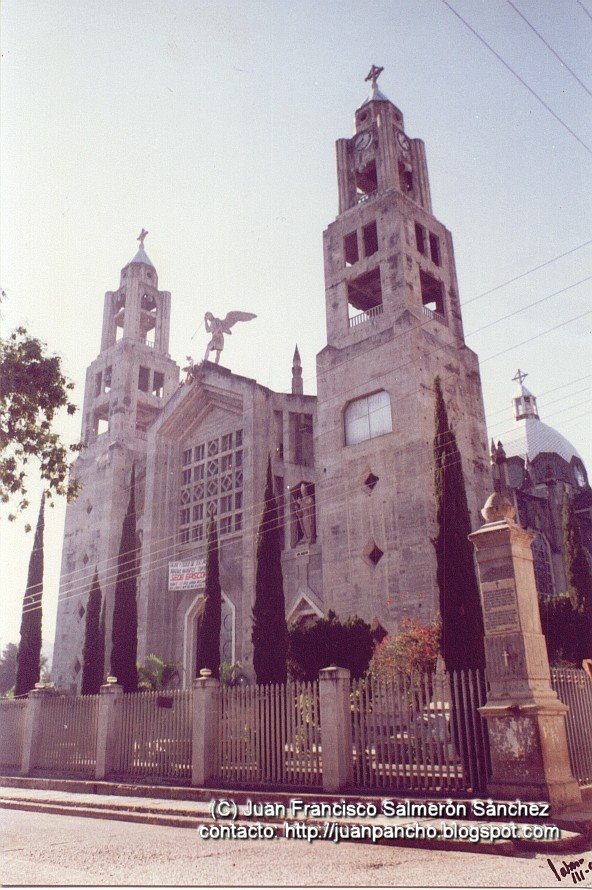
[469,493,581,811]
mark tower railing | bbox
[348,304,384,328]
[422,305,446,324]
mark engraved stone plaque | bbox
[481,578,520,634]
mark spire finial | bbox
[365,65,384,88]
[292,344,303,395]
[137,228,148,248]
[512,368,528,386]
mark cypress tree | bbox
[252,456,287,684]
[562,490,592,657]
[111,465,139,692]
[195,514,222,678]
[432,377,485,670]
[15,494,44,697]
[81,569,105,694]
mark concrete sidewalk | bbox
[2,776,591,858]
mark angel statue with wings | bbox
[203,311,257,364]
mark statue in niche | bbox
[294,482,316,544]
[203,311,257,364]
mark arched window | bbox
[532,533,554,597]
[344,390,392,446]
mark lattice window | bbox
[179,428,245,543]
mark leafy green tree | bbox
[137,654,181,691]
[195,514,222,679]
[15,494,44,696]
[369,617,441,680]
[252,456,287,684]
[0,327,81,524]
[111,465,139,692]
[288,610,375,682]
[432,377,485,670]
[81,569,105,695]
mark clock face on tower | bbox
[354,131,372,152]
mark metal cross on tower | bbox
[512,369,528,385]
[364,65,384,87]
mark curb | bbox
[1,789,588,857]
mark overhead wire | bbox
[442,0,592,157]
[506,0,592,99]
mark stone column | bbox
[469,493,581,811]
[192,669,220,787]
[319,666,353,792]
[95,679,123,780]
[20,685,51,775]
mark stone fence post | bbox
[20,685,51,775]
[319,666,352,792]
[192,669,220,786]
[95,679,123,780]
[469,493,581,811]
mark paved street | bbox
[2,808,588,887]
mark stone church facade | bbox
[53,75,493,692]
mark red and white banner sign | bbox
[168,558,206,591]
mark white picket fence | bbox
[218,681,322,787]
[350,669,490,794]
[113,689,193,781]
[551,668,592,786]
[0,700,27,767]
[36,694,100,776]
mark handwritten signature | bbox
[547,857,592,885]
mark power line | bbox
[465,275,592,337]
[507,0,592,99]
[442,1,592,157]
[480,310,591,363]
[461,239,592,306]
[577,0,592,24]
[485,374,592,419]
[487,385,592,431]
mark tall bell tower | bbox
[316,69,491,631]
[52,233,180,692]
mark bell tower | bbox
[82,231,178,443]
[316,69,491,630]
[52,233,180,692]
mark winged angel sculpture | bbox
[203,311,257,364]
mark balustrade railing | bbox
[349,303,384,328]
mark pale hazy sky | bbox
[1,0,591,659]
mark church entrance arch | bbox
[183,593,236,687]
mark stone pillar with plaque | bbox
[468,492,581,811]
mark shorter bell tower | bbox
[53,233,180,692]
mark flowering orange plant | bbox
[368,616,441,679]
